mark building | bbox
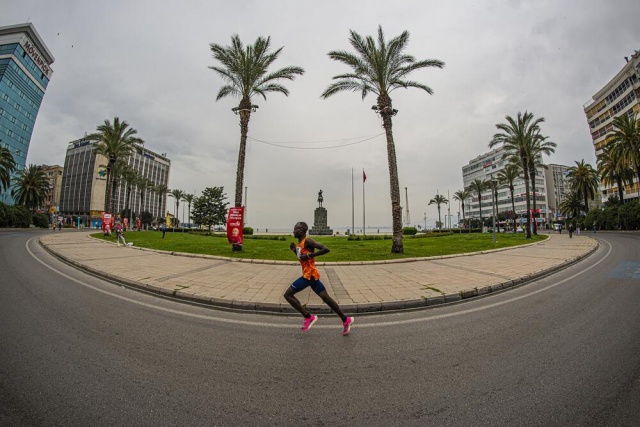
[40,164,63,211]
[543,164,571,221]
[59,137,171,227]
[462,146,550,227]
[583,49,640,203]
[0,23,54,204]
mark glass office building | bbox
[0,23,54,204]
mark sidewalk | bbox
[38,231,598,314]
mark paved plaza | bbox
[39,231,598,314]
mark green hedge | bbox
[0,203,31,228]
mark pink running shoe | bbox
[301,314,317,332]
[342,316,354,336]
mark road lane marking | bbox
[28,237,611,329]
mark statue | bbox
[317,189,323,207]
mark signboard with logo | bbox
[226,207,244,246]
[102,212,114,233]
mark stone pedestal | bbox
[309,207,333,235]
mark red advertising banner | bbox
[227,207,244,245]
[102,212,115,233]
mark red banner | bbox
[227,207,244,245]
[102,212,115,233]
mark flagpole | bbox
[351,168,354,236]
[363,169,366,236]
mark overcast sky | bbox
[5,0,640,230]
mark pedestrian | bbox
[115,222,127,247]
[569,223,574,238]
[52,221,56,232]
[161,222,166,239]
[57,220,62,231]
[283,221,354,335]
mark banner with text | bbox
[226,207,244,245]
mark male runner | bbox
[284,222,354,335]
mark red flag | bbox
[363,169,367,183]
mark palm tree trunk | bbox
[111,179,118,217]
[378,96,403,253]
[510,187,517,232]
[523,166,532,239]
[478,194,482,226]
[235,98,252,208]
[530,165,538,235]
[437,206,441,230]
[617,177,624,205]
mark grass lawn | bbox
[92,230,547,262]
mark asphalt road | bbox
[1,230,640,426]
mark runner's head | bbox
[293,222,308,238]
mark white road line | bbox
[28,237,610,329]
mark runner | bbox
[284,221,354,335]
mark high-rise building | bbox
[59,138,171,227]
[40,164,63,211]
[0,23,54,204]
[543,164,571,221]
[583,49,640,203]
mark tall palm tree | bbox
[136,176,152,219]
[567,159,599,213]
[559,190,585,221]
[489,111,547,239]
[87,117,143,213]
[428,194,448,230]
[496,163,521,232]
[183,193,194,229]
[209,35,304,210]
[0,146,17,195]
[168,189,185,229]
[597,144,633,205]
[121,167,137,228]
[468,178,487,228]
[452,188,471,232]
[526,135,556,234]
[610,112,640,191]
[11,164,49,211]
[321,26,444,253]
[154,184,168,220]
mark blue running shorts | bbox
[289,277,326,294]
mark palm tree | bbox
[321,26,445,253]
[468,178,487,228]
[428,194,448,230]
[136,176,153,222]
[597,144,633,205]
[168,189,185,229]
[526,135,556,234]
[610,112,640,190]
[0,146,17,195]
[452,188,471,232]
[559,190,585,221]
[154,184,168,220]
[566,159,599,213]
[87,117,143,213]
[209,35,304,210]
[489,111,548,239]
[183,193,194,229]
[11,164,49,211]
[121,167,137,228]
[497,163,521,232]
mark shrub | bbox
[243,227,253,235]
[402,227,418,235]
[32,213,50,228]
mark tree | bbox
[11,164,49,212]
[567,159,599,213]
[452,188,471,232]
[526,135,556,234]
[87,117,143,213]
[321,26,444,253]
[153,183,168,220]
[610,112,640,190]
[468,178,487,227]
[120,167,137,228]
[496,163,521,232]
[598,143,633,205]
[489,111,548,239]
[191,187,229,231]
[428,194,448,231]
[209,35,304,209]
[183,193,194,228]
[559,190,585,221]
[168,189,185,229]
[136,176,153,224]
[0,146,16,195]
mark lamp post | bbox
[490,175,497,243]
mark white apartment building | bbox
[583,49,640,203]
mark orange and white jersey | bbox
[296,237,320,280]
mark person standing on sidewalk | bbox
[115,222,127,247]
[284,221,354,335]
